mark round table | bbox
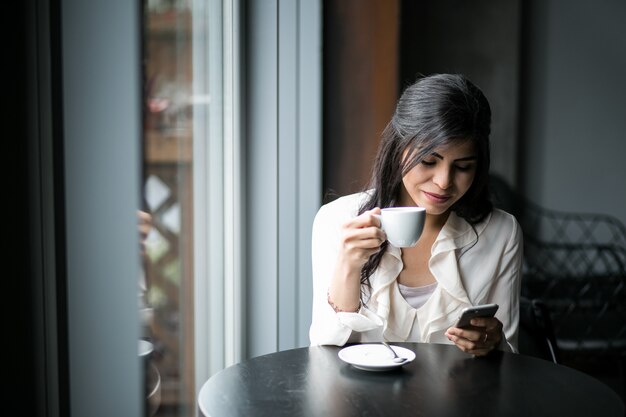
[198,343,625,417]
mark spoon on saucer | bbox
[381,341,407,363]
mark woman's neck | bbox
[424,210,450,235]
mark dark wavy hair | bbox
[358,73,493,291]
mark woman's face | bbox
[399,140,478,218]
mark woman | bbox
[309,74,523,356]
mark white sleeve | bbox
[308,200,383,346]
[491,214,524,353]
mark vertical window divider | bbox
[223,0,245,367]
[192,0,221,390]
[193,0,243,397]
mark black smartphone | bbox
[454,304,499,328]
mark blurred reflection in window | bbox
[141,1,202,415]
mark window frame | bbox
[30,0,321,414]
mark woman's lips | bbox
[423,191,452,204]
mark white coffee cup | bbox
[374,207,426,248]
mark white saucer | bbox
[338,343,416,371]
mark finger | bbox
[138,211,153,237]
[137,210,152,223]
[470,317,502,332]
[368,208,382,227]
[468,317,490,328]
[344,209,382,229]
[340,241,377,256]
[343,228,386,248]
[449,336,494,355]
[447,327,483,342]
[446,331,478,350]
[339,233,386,264]
[446,329,492,352]
[342,226,386,247]
[447,333,479,352]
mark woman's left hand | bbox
[445,317,503,357]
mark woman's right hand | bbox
[328,208,386,313]
[337,207,386,271]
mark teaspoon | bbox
[382,341,406,363]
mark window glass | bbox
[140,1,204,415]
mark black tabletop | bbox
[198,343,625,417]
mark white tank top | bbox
[397,281,438,310]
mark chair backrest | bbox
[490,174,626,251]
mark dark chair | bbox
[490,175,626,385]
[522,243,626,355]
[518,297,560,364]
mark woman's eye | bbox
[420,160,436,166]
[455,164,473,172]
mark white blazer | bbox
[309,192,523,352]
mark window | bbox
[141,0,238,415]
[141,1,322,413]
[39,1,320,415]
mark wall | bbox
[520,0,626,227]
[323,0,400,201]
[400,0,522,187]
[323,0,522,199]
